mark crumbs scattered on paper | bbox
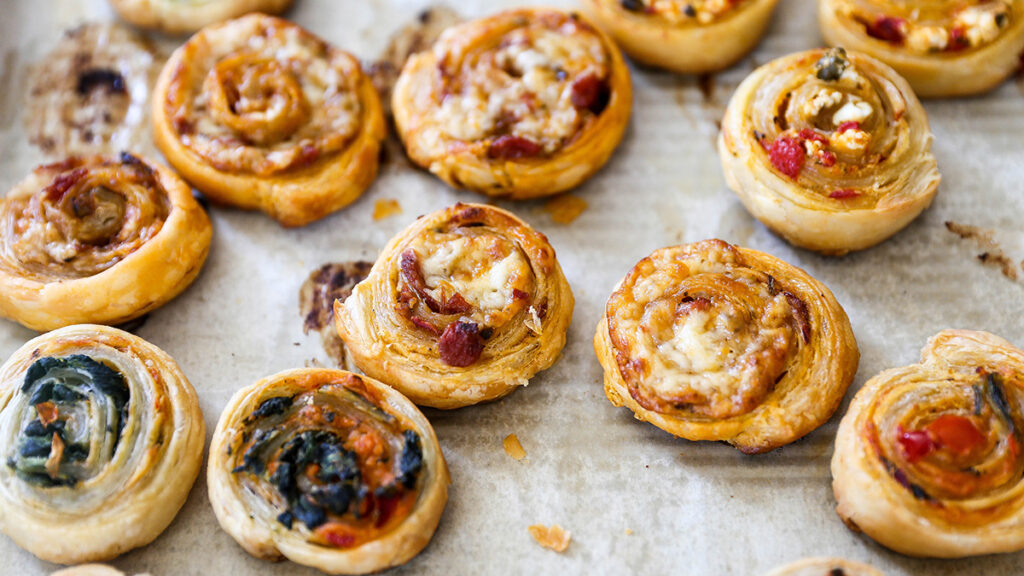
[624,529,633,535]
[373,198,403,220]
[529,524,571,553]
[545,195,588,224]
[299,262,373,368]
[945,221,1019,281]
[503,433,526,461]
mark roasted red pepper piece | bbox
[768,137,805,179]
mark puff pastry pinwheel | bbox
[833,329,1024,558]
[764,557,883,576]
[0,153,212,331]
[0,325,205,564]
[819,0,1024,97]
[392,8,632,200]
[335,203,574,409]
[153,13,386,227]
[581,0,780,74]
[208,368,449,575]
[594,239,858,454]
[110,0,293,34]
[52,565,151,576]
[718,47,940,256]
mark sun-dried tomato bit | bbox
[488,135,542,160]
[798,129,827,144]
[372,198,402,220]
[866,16,906,45]
[829,189,860,200]
[926,414,985,455]
[503,433,527,461]
[897,427,934,463]
[569,73,610,115]
[528,524,571,553]
[948,26,970,52]
[768,137,805,179]
[837,121,861,134]
[438,321,485,367]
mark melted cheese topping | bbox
[431,15,608,154]
[165,15,362,175]
[608,245,802,419]
[845,0,1013,53]
[408,229,534,329]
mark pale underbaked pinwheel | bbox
[0,325,205,564]
[594,239,858,454]
[110,0,293,34]
[718,47,940,255]
[819,0,1024,97]
[392,7,632,199]
[581,0,780,73]
[0,153,212,331]
[208,368,449,575]
[153,13,385,227]
[335,203,574,409]
[833,330,1024,558]
[763,557,884,576]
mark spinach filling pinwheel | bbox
[208,368,448,575]
[0,325,205,564]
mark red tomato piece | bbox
[768,137,805,179]
[927,414,985,455]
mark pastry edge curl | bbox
[0,325,205,565]
[151,23,386,228]
[109,0,295,35]
[581,0,780,74]
[0,156,212,332]
[207,368,450,575]
[832,329,1024,558]
[818,0,1024,98]
[391,9,633,200]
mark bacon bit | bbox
[927,414,985,455]
[768,137,805,179]
[488,135,542,160]
[372,199,402,220]
[866,16,906,45]
[408,315,441,335]
[45,433,65,479]
[544,194,588,224]
[441,292,472,315]
[569,73,610,115]
[439,321,485,367]
[837,121,861,134]
[503,433,527,461]
[35,402,59,426]
[798,129,828,144]
[897,427,934,462]
[399,250,441,311]
[173,116,194,135]
[783,292,811,343]
[678,296,712,315]
[529,524,571,553]
[948,26,970,52]
[293,143,321,168]
[829,189,861,199]
[818,150,837,167]
[43,168,87,202]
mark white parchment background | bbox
[2,0,1024,574]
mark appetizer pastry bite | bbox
[335,203,574,409]
[581,0,780,73]
[153,13,386,227]
[819,0,1024,97]
[0,325,205,564]
[764,557,883,576]
[0,153,212,331]
[51,565,151,576]
[718,47,940,255]
[833,330,1024,558]
[110,0,294,34]
[594,239,858,454]
[392,8,632,199]
[208,368,449,575]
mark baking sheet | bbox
[3,0,1024,574]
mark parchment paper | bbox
[2,1,1024,574]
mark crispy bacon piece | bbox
[439,321,485,367]
[398,250,473,315]
[783,292,811,343]
[488,135,542,160]
[43,168,88,202]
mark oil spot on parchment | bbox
[946,221,1019,281]
[299,261,373,368]
[24,23,160,158]
[544,194,587,224]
